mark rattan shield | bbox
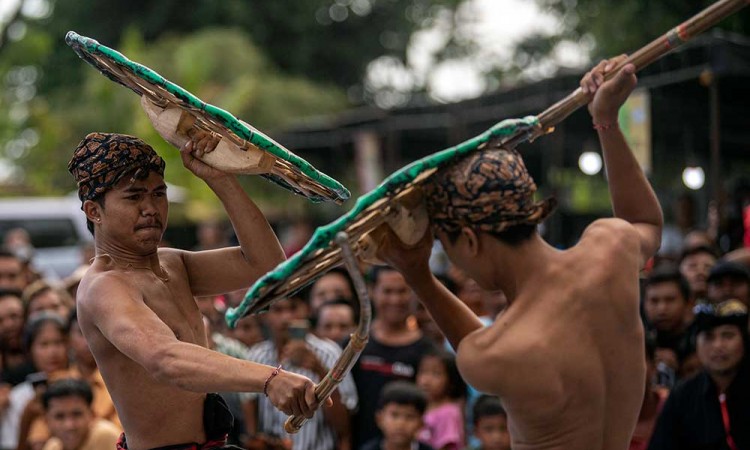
[65,31,350,204]
[225,116,540,326]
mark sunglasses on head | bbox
[694,299,748,318]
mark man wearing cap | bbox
[706,261,750,307]
[69,132,321,450]
[378,56,663,448]
[648,300,750,449]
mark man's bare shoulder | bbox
[156,246,186,261]
[579,218,640,252]
[78,268,140,312]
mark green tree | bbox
[515,0,749,67]
[23,0,465,98]
[2,28,347,218]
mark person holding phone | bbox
[241,295,358,450]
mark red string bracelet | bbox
[593,122,618,131]
[264,364,283,397]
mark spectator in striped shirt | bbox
[241,296,358,450]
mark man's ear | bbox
[83,200,101,223]
[461,227,480,257]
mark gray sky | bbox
[367,0,589,105]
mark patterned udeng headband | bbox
[68,132,165,203]
[424,148,556,234]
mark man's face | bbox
[0,256,24,291]
[96,172,168,252]
[0,296,24,348]
[474,414,511,450]
[45,396,93,450]
[644,282,688,334]
[707,276,750,306]
[372,270,413,327]
[310,273,353,312]
[375,403,423,447]
[679,252,716,298]
[315,304,355,344]
[697,324,745,376]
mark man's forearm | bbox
[405,270,484,350]
[206,176,285,273]
[599,126,663,230]
[154,340,273,393]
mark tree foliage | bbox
[26,0,465,95]
[1,0,474,209]
[518,0,750,66]
[1,26,347,217]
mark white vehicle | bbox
[0,184,188,279]
[0,194,91,280]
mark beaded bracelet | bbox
[593,122,618,131]
[263,364,283,397]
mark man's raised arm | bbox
[177,134,286,296]
[377,229,484,350]
[582,56,663,264]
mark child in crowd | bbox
[470,395,510,450]
[416,348,467,450]
[362,381,435,450]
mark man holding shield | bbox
[379,56,663,449]
[70,131,322,450]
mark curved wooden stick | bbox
[503,0,749,148]
[284,231,372,434]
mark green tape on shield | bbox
[226,116,539,327]
[65,31,350,204]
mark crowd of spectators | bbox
[1,211,749,450]
[0,236,121,450]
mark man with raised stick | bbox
[378,56,663,449]
[69,131,322,450]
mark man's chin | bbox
[135,229,164,243]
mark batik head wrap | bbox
[424,148,556,234]
[68,132,166,203]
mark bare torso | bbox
[457,231,645,449]
[77,250,209,450]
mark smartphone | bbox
[655,361,676,388]
[288,319,309,340]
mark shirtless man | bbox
[378,56,663,449]
[69,132,320,450]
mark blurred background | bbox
[1,0,749,279]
